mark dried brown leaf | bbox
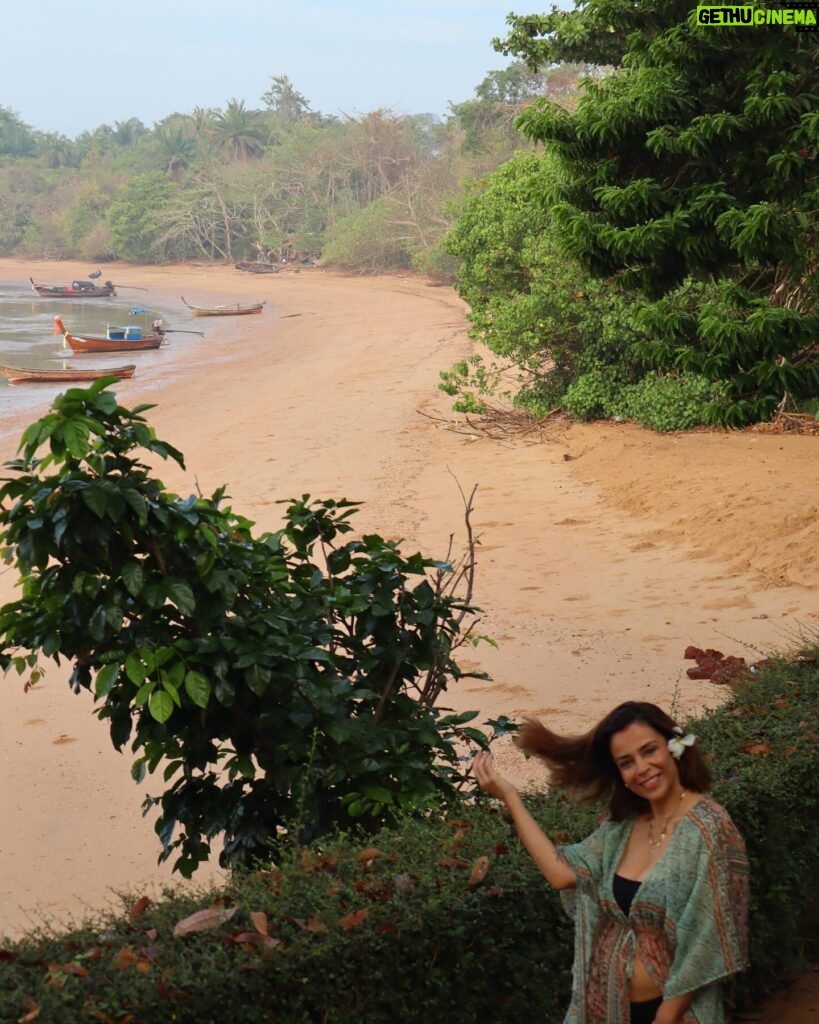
[356,847,382,863]
[468,855,490,887]
[338,908,369,932]
[128,896,151,921]
[173,906,237,938]
[249,911,268,936]
[17,998,40,1024]
[115,947,136,971]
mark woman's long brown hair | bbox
[516,701,711,820]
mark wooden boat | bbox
[30,276,116,298]
[54,315,165,354]
[235,261,280,274]
[0,362,135,385]
[181,296,266,316]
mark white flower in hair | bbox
[668,727,696,760]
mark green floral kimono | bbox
[558,795,749,1024]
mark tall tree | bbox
[261,74,311,123]
[211,99,266,161]
[500,2,819,424]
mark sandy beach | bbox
[0,257,817,939]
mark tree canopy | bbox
[495,1,819,424]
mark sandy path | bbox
[0,259,816,938]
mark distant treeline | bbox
[0,67,591,275]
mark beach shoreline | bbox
[0,257,816,939]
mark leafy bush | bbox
[0,385,497,878]
[562,368,720,432]
[0,645,816,1022]
[322,198,413,273]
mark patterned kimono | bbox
[558,795,749,1024]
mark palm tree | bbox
[261,74,311,123]
[38,132,77,168]
[153,124,197,182]
[211,99,266,161]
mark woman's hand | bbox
[472,751,517,802]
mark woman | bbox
[472,702,749,1024]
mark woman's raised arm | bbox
[472,751,577,890]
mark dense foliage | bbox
[491,1,819,426]
[0,64,591,272]
[1,646,816,1022]
[0,385,502,877]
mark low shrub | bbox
[1,646,816,1022]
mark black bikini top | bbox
[613,873,641,915]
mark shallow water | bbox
[0,275,200,432]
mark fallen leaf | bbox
[115,948,136,971]
[436,857,468,869]
[356,847,382,863]
[173,906,237,937]
[468,855,490,887]
[743,742,774,756]
[128,896,151,921]
[17,998,40,1023]
[249,911,268,936]
[296,916,327,933]
[338,908,369,931]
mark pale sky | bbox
[1,1,532,137]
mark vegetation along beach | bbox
[0,3,816,1019]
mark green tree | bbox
[443,151,649,415]
[211,99,267,160]
[501,2,819,424]
[261,73,311,124]
[0,386,493,876]
[107,173,176,261]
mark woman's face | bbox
[609,721,681,803]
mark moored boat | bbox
[0,362,136,385]
[30,277,117,298]
[181,296,266,316]
[54,316,165,354]
[235,261,280,274]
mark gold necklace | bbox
[647,789,686,850]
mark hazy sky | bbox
[1,1,531,137]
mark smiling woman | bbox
[472,702,749,1024]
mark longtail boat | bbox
[0,363,135,385]
[54,315,165,354]
[30,276,116,298]
[181,296,266,316]
[235,261,280,274]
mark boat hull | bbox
[64,333,164,353]
[0,364,135,385]
[53,315,164,353]
[181,296,265,316]
[30,277,116,298]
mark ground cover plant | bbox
[0,640,816,1022]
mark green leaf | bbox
[88,605,108,642]
[94,663,119,698]
[81,485,108,518]
[121,561,145,597]
[62,419,90,458]
[184,671,211,708]
[148,690,174,724]
[165,580,195,617]
[362,786,393,804]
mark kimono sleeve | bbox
[664,811,750,999]
[557,821,611,921]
